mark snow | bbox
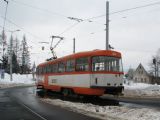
[41,81,160,120]
[0,73,35,88]
[41,98,160,120]
[124,82,160,97]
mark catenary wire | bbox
[86,1,160,20]
[10,0,68,18]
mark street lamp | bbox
[9,29,20,81]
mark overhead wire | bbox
[51,22,80,50]
[86,1,160,20]
[2,0,160,53]
[0,15,45,45]
[9,0,83,50]
[10,0,106,26]
[10,0,68,18]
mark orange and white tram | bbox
[36,50,124,96]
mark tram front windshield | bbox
[92,56,123,72]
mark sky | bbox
[0,0,160,71]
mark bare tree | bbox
[149,48,160,78]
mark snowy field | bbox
[0,73,35,88]
[124,82,160,97]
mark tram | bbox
[36,49,124,96]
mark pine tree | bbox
[0,30,7,70]
[12,52,20,73]
[20,35,31,74]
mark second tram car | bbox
[36,50,124,96]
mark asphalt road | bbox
[0,86,99,120]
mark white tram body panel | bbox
[48,74,91,87]
[47,73,123,88]
[90,74,123,87]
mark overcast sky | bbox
[0,0,160,71]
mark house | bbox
[133,63,152,84]
[126,63,160,84]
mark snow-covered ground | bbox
[0,73,35,88]
[124,82,160,97]
[41,97,160,120]
[41,82,160,120]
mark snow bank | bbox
[0,73,35,88]
[41,98,160,120]
[124,82,160,97]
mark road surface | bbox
[0,86,99,120]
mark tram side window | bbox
[76,57,89,71]
[38,67,40,74]
[51,64,58,73]
[66,60,75,72]
[41,67,43,74]
[39,67,42,74]
[36,67,39,74]
[58,62,65,72]
[46,65,52,73]
[43,66,47,74]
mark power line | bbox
[10,0,105,26]
[59,22,80,35]
[87,1,160,20]
[0,15,45,45]
[0,15,81,54]
[10,0,68,18]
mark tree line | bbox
[0,31,31,74]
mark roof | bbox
[38,49,122,67]
[134,63,148,75]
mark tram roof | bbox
[38,49,122,67]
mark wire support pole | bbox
[2,0,9,69]
[9,30,20,81]
[73,38,75,53]
[10,34,13,81]
[3,0,9,30]
[106,1,109,50]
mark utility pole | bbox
[73,38,75,53]
[106,1,109,50]
[10,35,13,81]
[2,0,8,70]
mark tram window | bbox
[46,65,51,73]
[92,56,122,72]
[51,64,58,73]
[41,67,44,74]
[43,66,47,73]
[36,67,39,74]
[76,57,89,71]
[58,62,65,72]
[66,60,75,72]
[38,67,40,74]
